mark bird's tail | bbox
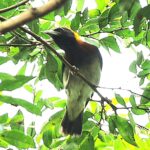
[61,111,83,135]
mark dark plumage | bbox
[45,27,102,135]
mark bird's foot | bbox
[70,65,79,75]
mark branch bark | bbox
[0,0,66,34]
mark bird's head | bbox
[44,27,81,50]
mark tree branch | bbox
[0,43,38,47]
[0,0,29,13]
[0,0,66,34]
[81,27,129,37]
[81,30,102,37]
[99,86,150,101]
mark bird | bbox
[45,27,102,135]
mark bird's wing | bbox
[63,66,71,89]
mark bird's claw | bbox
[70,65,79,75]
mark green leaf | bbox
[54,7,65,17]
[64,0,72,15]
[142,60,150,70]
[59,17,71,27]
[8,47,19,57]
[116,0,137,12]
[0,56,10,65]
[138,69,150,77]
[43,130,52,148]
[129,60,137,73]
[99,9,110,28]
[147,30,150,48]
[129,1,141,20]
[52,99,66,108]
[115,94,126,106]
[112,116,137,146]
[134,5,150,35]
[96,0,108,12]
[10,110,24,124]
[139,77,145,86]
[116,29,134,38]
[50,138,66,149]
[63,143,79,150]
[131,108,146,115]
[81,18,99,32]
[0,36,6,47]
[109,4,121,20]
[129,95,136,108]
[0,75,34,91]
[109,20,122,30]
[108,116,116,134]
[28,19,39,34]
[34,90,43,103]
[88,9,100,18]
[66,132,94,150]
[46,53,57,71]
[29,48,41,56]
[128,111,136,131]
[148,74,150,80]
[17,62,27,75]
[24,84,33,93]
[77,0,85,11]
[121,11,128,26]
[136,51,144,66]
[83,111,94,123]
[89,101,99,114]
[45,54,63,90]
[0,113,8,124]
[0,72,15,81]
[42,12,55,21]
[39,64,47,81]
[71,12,81,31]
[10,110,24,131]
[0,138,9,148]
[140,83,150,104]
[81,8,88,25]
[82,120,96,131]
[0,95,41,115]
[27,122,36,138]
[79,132,94,150]
[100,36,120,52]
[41,110,65,138]
[1,130,35,148]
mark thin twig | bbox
[0,0,29,13]
[117,106,149,111]
[81,27,129,37]
[137,123,150,131]
[90,98,149,113]
[81,30,101,37]
[99,86,150,101]
[12,30,34,44]
[0,43,38,47]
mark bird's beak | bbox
[44,30,60,36]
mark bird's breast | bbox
[63,54,101,89]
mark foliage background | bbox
[0,0,150,149]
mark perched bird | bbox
[45,27,102,135]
